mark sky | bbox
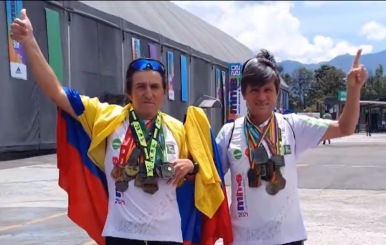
[172,1,386,64]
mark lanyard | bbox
[117,119,152,167]
[116,111,166,171]
[157,127,166,162]
[243,114,279,169]
[129,108,162,177]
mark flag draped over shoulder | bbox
[56,87,232,245]
[184,107,233,245]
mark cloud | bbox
[360,21,386,41]
[172,1,372,64]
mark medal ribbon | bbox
[117,120,151,168]
[244,114,280,169]
[129,108,163,177]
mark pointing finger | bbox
[352,49,362,68]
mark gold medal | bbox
[124,165,139,177]
[122,170,134,182]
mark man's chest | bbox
[227,121,297,174]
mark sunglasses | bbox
[129,59,165,76]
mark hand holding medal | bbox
[167,159,195,186]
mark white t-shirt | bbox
[216,113,331,245]
[101,117,183,242]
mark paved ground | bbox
[1,133,386,245]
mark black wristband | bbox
[187,162,199,176]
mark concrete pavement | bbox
[1,134,386,245]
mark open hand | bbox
[346,49,367,89]
[167,159,194,186]
[10,9,34,44]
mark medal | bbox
[134,174,145,188]
[124,165,139,177]
[159,163,175,179]
[266,170,286,195]
[126,148,141,166]
[266,182,279,195]
[276,173,286,190]
[260,164,267,179]
[154,160,163,178]
[142,177,159,194]
[271,155,285,167]
[122,170,132,181]
[247,168,260,188]
[115,180,129,192]
[253,147,269,165]
[265,161,275,180]
[111,165,124,181]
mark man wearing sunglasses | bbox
[10,9,232,245]
[216,49,366,245]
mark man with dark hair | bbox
[10,8,232,245]
[216,49,366,245]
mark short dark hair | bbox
[125,58,167,94]
[241,49,280,95]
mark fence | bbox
[0,1,229,152]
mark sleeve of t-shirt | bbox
[216,122,234,175]
[289,114,333,157]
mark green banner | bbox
[337,90,346,101]
[45,8,63,84]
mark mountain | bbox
[279,50,386,75]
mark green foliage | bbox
[308,65,346,105]
[361,64,386,101]
[283,63,386,111]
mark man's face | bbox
[242,79,277,120]
[127,70,165,119]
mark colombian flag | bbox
[56,87,232,245]
[57,108,108,245]
[199,129,233,245]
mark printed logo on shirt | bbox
[235,174,248,217]
[166,143,176,154]
[112,138,121,150]
[244,148,249,158]
[115,189,126,206]
[112,156,119,166]
[283,145,291,155]
[231,149,243,161]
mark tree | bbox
[289,67,313,108]
[307,64,346,110]
[361,64,386,100]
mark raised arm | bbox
[10,9,76,118]
[321,49,366,140]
